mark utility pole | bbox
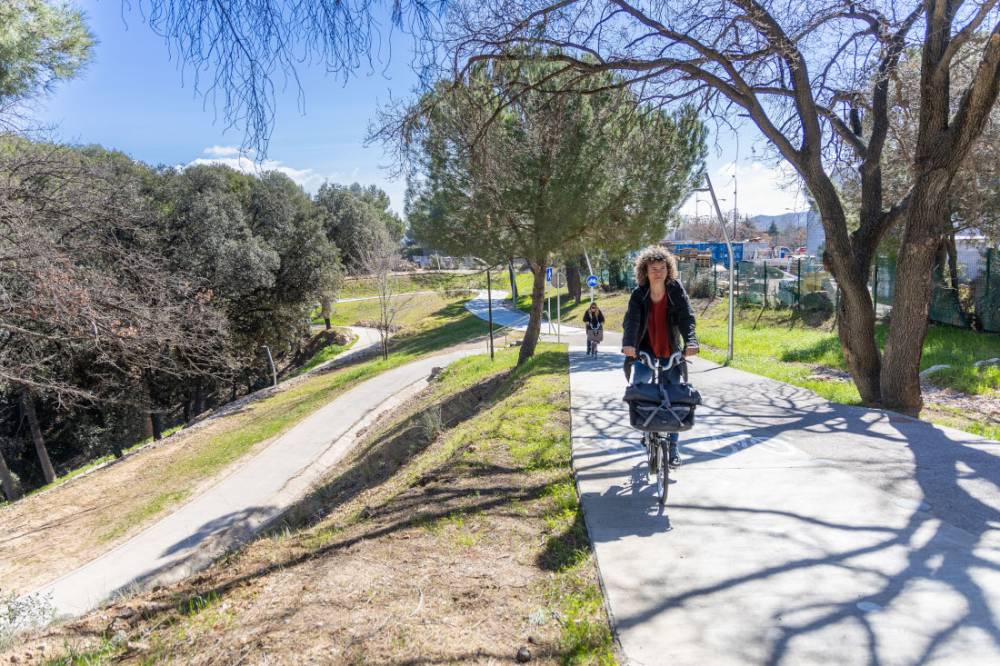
[704,175,735,364]
[733,134,740,241]
[486,266,495,361]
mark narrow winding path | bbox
[33,336,474,618]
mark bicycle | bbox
[632,351,689,507]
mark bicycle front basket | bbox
[628,400,696,432]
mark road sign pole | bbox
[556,270,561,343]
[487,267,494,361]
[705,174,735,364]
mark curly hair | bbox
[634,245,679,286]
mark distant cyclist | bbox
[583,302,605,356]
[622,245,700,466]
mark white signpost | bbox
[586,274,599,303]
[545,266,553,333]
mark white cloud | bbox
[680,160,810,217]
[185,149,338,194]
[202,145,246,158]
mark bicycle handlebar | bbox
[637,350,687,370]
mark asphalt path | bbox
[30,334,475,618]
[464,290,1000,665]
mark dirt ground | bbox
[4,351,613,665]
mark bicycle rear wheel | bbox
[654,437,668,506]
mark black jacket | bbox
[583,310,605,329]
[621,280,698,356]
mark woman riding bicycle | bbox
[622,245,700,466]
[583,302,605,356]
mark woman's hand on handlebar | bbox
[622,346,637,358]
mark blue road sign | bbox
[586,275,599,288]
[546,267,553,282]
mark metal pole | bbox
[872,260,879,316]
[262,345,277,388]
[705,174,735,363]
[987,248,992,299]
[584,250,595,304]
[487,267,495,361]
[556,269,562,343]
[545,276,555,335]
[796,257,802,305]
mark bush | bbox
[0,590,53,650]
[687,276,715,299]
[800,290,834,315]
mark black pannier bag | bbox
[623,381,702,433]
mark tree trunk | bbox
[518,261,547,365]
[20,387,55,484]
[608,259,622,290]
[834,273,883,405]
[0,448,21,501]
[810,179,883,406]
[947,235,960,291]
[151,411,164,441]
[321,294,333,330]
[146,376,164,441]
[881,177,952,415]
[566,262,582,304]
[508,259,519,301]
[192,380,205,417]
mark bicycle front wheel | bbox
[656,438,669,506]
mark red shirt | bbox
[646,294,672,358]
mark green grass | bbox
[695,300,999,440]
[339,271,493,299]
[697,300,999,397]
[41,637,122,665]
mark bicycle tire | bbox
[655,438,668,506]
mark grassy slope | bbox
[339,271,493,299]
[29,346,615,665]
[0,296,497,593]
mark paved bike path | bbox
[569,349,1000,665]
[35,348,475,618]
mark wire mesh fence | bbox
[676,247,999,332]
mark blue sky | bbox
[34,0,809,218]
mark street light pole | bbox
[705,174,735,364]
[262,345,278,387]
[486,266,495,361]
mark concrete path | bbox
[461,293,1000,663]
[569,349,1000,665]
[465,289,589,340]
[35,348,475,618]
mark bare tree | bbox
[356,223,401,360]
[441,0,1000,414]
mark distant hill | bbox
[750,211,817,232]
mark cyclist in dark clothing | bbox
[621,245,699,465]
[583,302,605,356]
